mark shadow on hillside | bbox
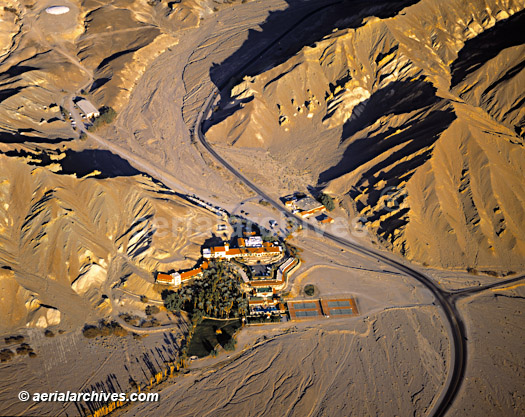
[317,79,450,186]
[204,0,421,131]
[59,149,141,178]
[450,9,525,87]
[3,148,141,179]
[0,130,72,144]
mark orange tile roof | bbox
[180,268,202,280]
[156,273,173,283]
[222,247,281,257]
[250,280,281,287]
[299,206,325,216]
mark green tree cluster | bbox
[318,193,335,211]
[163,261,248,320]
[87,106,117,131]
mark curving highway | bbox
[62,1,524,415]
[190,3,469,415]
[195,85,466,417]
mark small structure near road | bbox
[283,194,326,218]
[75,98,100,119]
[316,213,334,224]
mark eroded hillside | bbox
[205,0,525,270]
[0,0,244,142]
[0,153,217,331]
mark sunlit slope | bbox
[206,0,525,270]
[0,155,216,331]
[0,0,245,143]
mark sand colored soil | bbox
[449,285,525,416]
[0,1,523,416]
[205,0,525,271]
[0,154,218,331]
[120,306,449,417]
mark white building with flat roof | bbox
[245,236,263,247]
[76,99,100,118]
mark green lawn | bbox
[187,318,241,358]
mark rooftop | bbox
[294,197,324,212]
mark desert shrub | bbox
[83,326,101,338]
[304,284,315,296]
[83,321,128,338]
[16,343,34,356]
[145,305,160,316]
[120,313,141,326]
[140,317,160,328]
[87,106,117,131]
[224,339,237,351]
[0,349,14,362]
[5,335,24,344]
[111,323,128,337]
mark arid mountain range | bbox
[206,0,525,271]
[0,2,524,416]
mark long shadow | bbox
[205,0,421,130]
[316,82,456,245]
[318,79,448,184]
[3,148,142,178]
[450,10,525,87]
[0,65,38,80]
[0,130,71,144]
[59,149,141,178]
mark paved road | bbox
[195,87,466,417]
[448,274,525,301]
[190,3,468,415]
[63,1,525,415]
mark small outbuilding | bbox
[76,99,100,119]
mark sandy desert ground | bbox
[0,0,524,416]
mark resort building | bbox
[156,262,209,286]
[203,239,282,260]
[294,197,326,218]
[156,272,181,286]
